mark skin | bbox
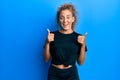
[59,10,75,33]
[44,9,87,69]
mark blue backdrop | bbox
[1,0,120,80]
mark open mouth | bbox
[63,24,68,26]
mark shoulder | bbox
[73,31,82,36]
[50,30,59,34]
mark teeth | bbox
[63,24,68,26]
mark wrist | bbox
[80,42,85,46]
[45,40,50,44]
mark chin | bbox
[63,28,70,31]
[62,26,71,30]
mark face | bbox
[59,10,75,31]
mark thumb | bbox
[47,28,50,35]
[84,32,88,38]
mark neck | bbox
[60,29,73,34]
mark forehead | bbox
[60,10,72,16]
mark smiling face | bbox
[59,10,75,31]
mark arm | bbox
[77,33,87,65]
[43,29,54,62]
[77,42,86,65]
[43,41,51,62]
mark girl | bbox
[44,3,87,80]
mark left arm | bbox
[77,42,86,65]
[77,33,87,65]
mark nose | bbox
[63,18,67,23]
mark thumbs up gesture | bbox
[77,32,88,45]
[46,29,54,43]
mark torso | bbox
[52,64,72,69]
[50,30,81,68]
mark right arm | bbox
[43,41,51,62]
[43,29,54,62]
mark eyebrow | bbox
[66,15,71,17]
[60,15,71,17]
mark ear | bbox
[72,17,75,22]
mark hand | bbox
[46,29,54,43]
[77,32,88,45]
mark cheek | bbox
[59,19,63,23]
[69,20,74,24]
[69,18,74,22]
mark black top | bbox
[49,30,87,66]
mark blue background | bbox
[0,0,120,80]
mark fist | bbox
[77,32,88,45]
[46,29,54,43]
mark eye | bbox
[67,17,70,19]
[60,17,63,20]
[59,16,64,20]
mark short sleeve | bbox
[85,45,88,52]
